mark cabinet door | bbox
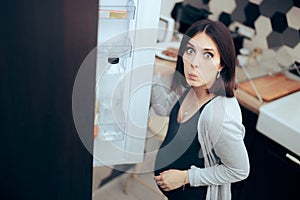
[233,106,300,200]
[245,133,300,200]
[261,134,300,200]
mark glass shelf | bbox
[98,37,132,57]
[99,1,136,20]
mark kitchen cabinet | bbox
[232,106,300,200]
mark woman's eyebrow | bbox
[203,48,215,52]
[187,42,216,52]
[187,42,195,47]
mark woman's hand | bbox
[154,169,189,191]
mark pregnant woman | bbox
[151,19,249,200]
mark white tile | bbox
[290,43,300,62]
[209,0,236,19]
[222,0,236,14]
[286,6,300,30]
[276,46,294,67]
[208,0,223,21]
[254,16,272,37]
[249,0,263,5]
[243,34,268,50]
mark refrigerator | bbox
[93,0,162,166]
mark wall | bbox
[160,0,183,17]
[161,0,300,66]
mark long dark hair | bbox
[171,19,236,97]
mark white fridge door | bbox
[94,0,162,166]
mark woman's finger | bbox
[154,175,161,181]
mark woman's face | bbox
[182,32,222,88]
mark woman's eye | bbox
[186,47,195,54]
[204,52,213,58]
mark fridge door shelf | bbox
[99,2,136,20]
[97,122,126,141]
[98,37,132,57]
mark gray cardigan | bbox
[151,79,250,200]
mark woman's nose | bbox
[190,56,201,68]
[191,63,198,69]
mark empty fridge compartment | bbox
[98,37,132,57]
[99,1,136,20]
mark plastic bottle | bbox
[96,57,125,141]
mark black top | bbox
[154,90,209,200]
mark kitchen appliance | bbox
[157,15,175,43]
[94,0,162,166]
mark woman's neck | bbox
[191,86,214,102]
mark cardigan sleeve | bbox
[189,97,250,186]
[150,73,180,116]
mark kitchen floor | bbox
[92,111,169,200]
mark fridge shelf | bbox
[98,37,132,57]
[99,1,136,20]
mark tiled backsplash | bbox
[184,0,300,66]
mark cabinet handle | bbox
[286,153,300,165]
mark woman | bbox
[152,19,249,200]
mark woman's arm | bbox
[150,72,179,116]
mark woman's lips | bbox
[188,73,198,80]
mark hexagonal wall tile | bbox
[282,27,300,48]
[271,12,288,33]
[275,46,295,67]
[260,0,294,17]
[216,0,236,14]
[244,2,260,28]
[231,7,246,24]
[249,0,263,5]
[286,6,300,29]
[290,42,300,62]
[243,33,268,50]
[208,0,236,21]
[293,0,300,8]
[219,12,232,27]
[267,31,283,49]
[254,15,272,37]
[208,0,222,21]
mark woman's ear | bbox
[218,65,224,72]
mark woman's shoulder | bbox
[207,96,240,112]
[198,96,244,144]
[201,96,242,122]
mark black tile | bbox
[244,3,260,29]
[202,0,210,5]
[218,12,232,27]
[271,12,288,33]
[293,0,300,8]
[260,0,294,18]
[282,28,300,47]
[267,31,284,48]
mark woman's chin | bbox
[186,80,206,88]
